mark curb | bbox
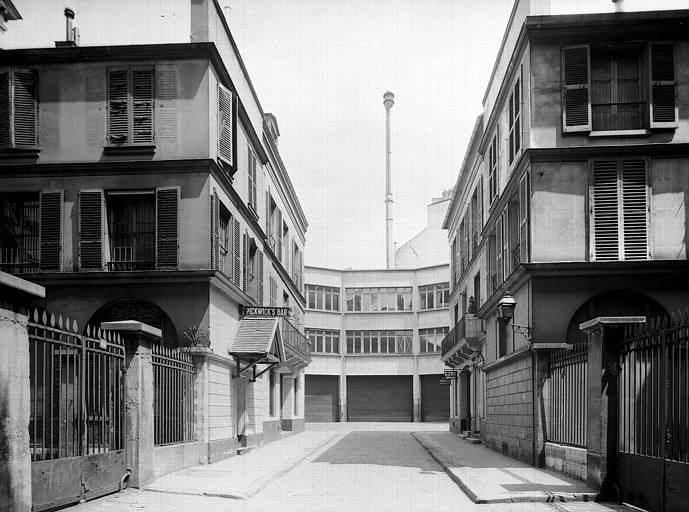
[411,432,598,505]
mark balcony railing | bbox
[440,314,484,360]
[281,317,311,359]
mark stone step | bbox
[465,437,481,444]
[236,445,257,455]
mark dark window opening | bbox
[0,193,39,273]
[107,192,155,271]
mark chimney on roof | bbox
[56,7,79,47]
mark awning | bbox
[229,317,284,381]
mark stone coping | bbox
[579,316,646,331]
[101,320,162,338]
[0,271,45,299]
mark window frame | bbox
[507,73,522,164]
[247,148,258,212]
[107,66,154,146]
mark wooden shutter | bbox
[242,233,248,292]
[39,191,62,270]
[495,217,503,284]
[79,191,103,269]
[518,175,529,263]
[233,218,241,286]
[108,69,129,144]
[12,69,38,146]
[132,68,154,143]
[501,210,510,277]
[621,159,648,261]
[649,43,677,128]
[210,189,219,269]
[592,159,619,261]
[477,177,483,240]
[0,71,10,148]
[86,71,106,145]
[156,187,178,268]
[154,68,177,145]
[276,209,283,260]
[257,249,264,305]
[218,83,233,165]
[562,46,591,132]
[265,191,271,241]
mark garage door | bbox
[305,375,339,422]
[420,374,449,422]
[347,376,413,422]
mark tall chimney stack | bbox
[383,91,395,269]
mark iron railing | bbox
[548,341,588,447]
[281,317,311,357]
[28,310,125,461]
[441,315,484,359]
[152,345,195,446]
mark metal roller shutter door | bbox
[420,374,450,422]
[305,375,339,422]
[347,376,413,422]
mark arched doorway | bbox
[87,298,179,347]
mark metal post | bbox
[383,91,395,269]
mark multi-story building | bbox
[304,195,451,422]
[441,1,689,508]
[0,0,309,476]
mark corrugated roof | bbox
[230,317,280,355]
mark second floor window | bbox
[419,282,449,310]
[346,330,412,354]
[107,191,155,270]
[247,149,257,211]
[0,193,39,273]
[488,132,499,204]
[419,327,448,353]
[306,284,340,311]
[107,67,154,145]
[0,68,38,149]
[306,329,339,354]
[345,287,412,312]
[508,75,521,164]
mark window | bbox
[106,191,155,270]
[107,67,154,145]
[0,193,39,273]
[487,228,497,295]
[247,149,257,211]
[265,193,283,259]
[591,158,648,261]
[562,43,677,133]
[451,238,458,284]
[269,275,278,306]
[243,234,264,304]
[345,330,412,354]
[488,133,499,204]
[508,75,521,164]
[218,209,230,274]
[218,83,233,165]
[306,285,340,311]
[419,282,449,310]
[0,69,38,149]
[292,242,303,291]
[419,327,448,353]
[345,287,412,312]
[473,272,481,310]
[306,329,340,354]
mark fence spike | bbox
[57,314,62,329]
[72,319,78,333]
[41,310,47,325]
[32,309,38,322]
[49,313,56,327]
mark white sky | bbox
[228,0,514,269]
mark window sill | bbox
[345,352,413,357]
[0,146,41,159]
[589,129,650,138]
[103,144,157,155]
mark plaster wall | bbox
[342,313,414,331]
[304,311,341,331]
[209,284,241,356]
[417,354,445,374]
[208,358,234,442]
[417,309,450,330]
[305,355,342,375]
[344,356,414,375]
[651,158,689,260]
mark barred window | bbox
[0,192,39,273]
[306,284,340,311]
[345,287,412,312]
[419,327,449,353]
[306,329,340,354]
[419,282,449,310]
[345,330,412,354]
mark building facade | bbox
[0,0,310,493]
[304,196,451,422]
[441,1,689,509]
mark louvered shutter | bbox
[0,71,10,148]
[39,191,62,270]
[242,233,248,292]
[562,46,591,132]
[621,159,648,261]
[132,68,154,143]
[592,159,620,261]
[276,209,283,260]
[12,69,38,146]
[210,189,219,269]
[265,191,271,241]
[108,69,129,144]
[233,218,241,286]
[649,43,677,128]
[477,177,483,240]
[218,83,233,165]
[156,187,178,268]
[501,210,510,277]
[285,234,290,274]
[155,68,177,145]
[518,175,529,263]
[257,249,264,305]
[79,191,103,269]
[495,217,503,284]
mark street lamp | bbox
[497,291,533,342]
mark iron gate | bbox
[618,315,688,512]
[28,310,127,511]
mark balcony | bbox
[280,317,311,371]
[440,314,484,368]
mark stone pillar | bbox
[101,321,161,489]
[580,316,645,495]
[412,371,420,422]
[186,349,211,463]
[0,272,44,512]
[281,375,296,430]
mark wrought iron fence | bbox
[441,317,465,358]
[152,344,195,446]
[281,317,311,357]
[548,341,588,447]
[28,310,125,461]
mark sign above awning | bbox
[241,305,291,317]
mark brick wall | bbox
[483,351,534,463]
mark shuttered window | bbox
[0,69,38,148]
[649,43,677,128]
[508,74,521,164]
[107,67,154,145]
[156,187,178,268]
[591,158,648,261]
[79,191,103,270]
[488,133,499,204]
[232,218,241,287]
[0,192,40,273]
[247,149,257,211]
[562,46,591,132]
[39,191,63,270]
[518,175,529,263]
[218,84,234,165]
[256,249,264,305]
[210,189,219,270]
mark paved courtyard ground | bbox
[70,423,634,512]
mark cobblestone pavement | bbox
[69,424,635,512]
